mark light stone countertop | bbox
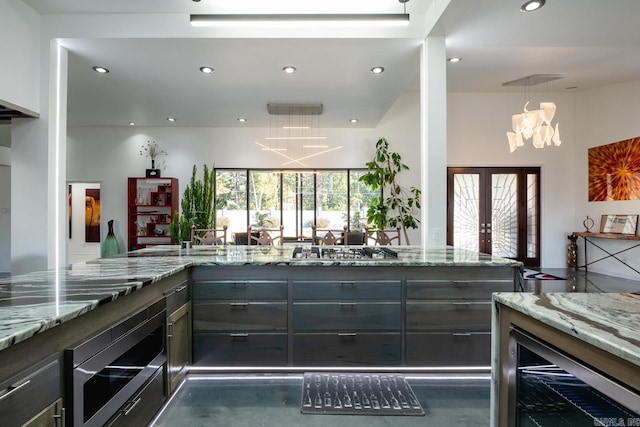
[493,291,640,368]
[0,245,521,352]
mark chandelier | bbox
[507,101,561,152]
[503,73,566,153]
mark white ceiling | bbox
[19,0,640,129]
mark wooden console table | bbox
[571,232,640,277]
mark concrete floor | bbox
[151,374,492,427]
[151,267,639,427]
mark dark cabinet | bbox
[23,398,63,427]
[292,279,401,366]
[192,276,288,366]
[165,283,191,396]
[405,272,513,366]
[0,359,61,427]
[105,367,165,427]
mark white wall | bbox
[449,82,640,279]
[66,91,423,253]
[448,91,577,269]
[0,1,41,113]
[0,165,10,273]
[572,80,640,279]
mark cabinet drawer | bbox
[294,332,401,366]
[293,280,400,301]
[193,301,287,331]
[106,367,165,427]
[293,302,400,331]
[405,332,491,366]
[406,301,491,331]
[193,333,287,366]
[193,280,287,300]
[165,282,190,313]
[406,279,513,300]
[0,359,60,427]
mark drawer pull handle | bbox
[231,281,248,288]
[230,333,249,339]
[167,322,174,340]
[452,332,471,337]
[340,281,356,287]
[230,302,249,309]
[0,379,31,401]
[452,281,471,287]
[175,285,188,293]
[123,397,142,416]
[452,302,471,308]
[338,333,357,340]
[338,303,357,310]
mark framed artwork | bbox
[588,137,640,201]
[85,189,101,242]
[599,214,638,235]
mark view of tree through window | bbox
[214,169,379,241]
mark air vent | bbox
[502,74,567,87]
[267,103,323,115]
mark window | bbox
[214,168,378,241]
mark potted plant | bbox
[359,137,421,244]
[170,164,215,243]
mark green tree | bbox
[359,137,421,244]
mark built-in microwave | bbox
[65,300,166,427]
[508,328,640,426]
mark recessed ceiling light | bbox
[92,66,109,74]
[447,57,462,63]
[283,66,297,74]
[237,118,247,123]
[167,117,176,122]
[350,119,359,123]
[370,66,385,74]
[520,0,545,12]
[200,66,214,74]
[128,122,135,126]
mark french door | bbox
[446,167,541,267]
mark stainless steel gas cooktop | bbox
[292,246,398,260]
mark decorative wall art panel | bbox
[588,137,640,201]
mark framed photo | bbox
[600,214,638,235]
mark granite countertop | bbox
[0,245,521,352]
[494,292,640,368]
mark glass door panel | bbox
[249,171,281,229]
[491,173,518,258]
[448,167,540,266]
[452,173,480,252]
[315,171,348,230]
[215,170,247,237]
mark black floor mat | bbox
[301,373,425,416]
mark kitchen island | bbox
[0,245,521,426]
[492,292,640,427]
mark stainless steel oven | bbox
[508,328,640,426]
[65,300,166,427]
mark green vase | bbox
[101,219,121,257]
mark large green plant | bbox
[170,164,215,243]
[359,137,421,245]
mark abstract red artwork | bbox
[588,137,640,201]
